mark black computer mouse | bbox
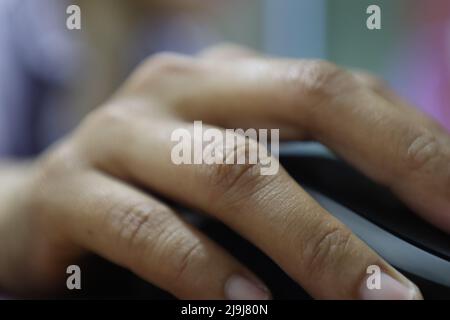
[279,142,450,299]
[179,142,450,299]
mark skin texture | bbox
[1,44,449,299]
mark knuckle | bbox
[136,52,195,83]
[169,239,204,285]
[109,202,173,254]
[284,60,360,126]
[204,138,276,207]
[353,71,386,92]
[77,107,131,145]
[404,131,442,173]
[401,130,450,194]
[83,107,129,130]
[111,201,206,286]
[288,60,356,100]
[36,144,81,181]
[212,161,260,193]
[75,107,132,162]
[208,139,260,188]
[302,223,353,277]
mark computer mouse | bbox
[279,142,450,299]
[71,142,450,300]
[180,142,450,299]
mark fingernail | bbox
[225,274,271,300]
[360,272,423,300]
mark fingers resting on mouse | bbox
[5,44,448,300]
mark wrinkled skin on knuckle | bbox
[288,60,356,101]
[204,138,277,210]
[147,223,205,290]
[398,129,450,199]
[284,60,360,126]
[210,161,261,197]
[107,203,169,253]
[167,239,205,289]
[404,131,443,173]
[300,221,354,282]
[107,201,205,290]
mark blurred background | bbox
[0,0,449,158]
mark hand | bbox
[3,44,448,300]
